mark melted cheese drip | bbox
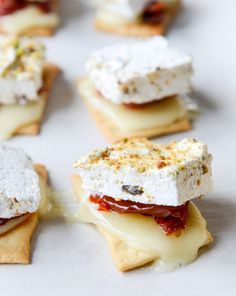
[38,173,65,220]
[81,78,188,132]
[0,97,45,140]
[38,179,79,222]
[0,6,59,34]
[78,200,211,266]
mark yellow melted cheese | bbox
[96,9,134,25]
[0,97,45,140]
[78,201,211,267]
[0,6,59,34]
[81,78,188,132]
[0,214,30,236]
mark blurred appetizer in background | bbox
[0,144,48,263]
[91,0,181,36]
[0,0,60,36]
[78,37,193,143]
[0,35,60,140]
[72,137,213,271]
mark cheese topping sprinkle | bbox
[75,138,213,206]
[0,35,45,104]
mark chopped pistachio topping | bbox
[0,35,45,80]
[74,137,209,173]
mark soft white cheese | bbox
[0,144,41,219]
[75,138,213,206]
[86,37,193,105]
[0,35,45,105]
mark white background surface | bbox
[1,0,236,295]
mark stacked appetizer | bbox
[72,137,213,271]
[91,0,181,36]
[0,144,48,263]
[0,0,60,36]
[0,35,60,140]
[78,37,193,143]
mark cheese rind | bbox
[0,145,41,219]
[75,138,213,206]
[86,37,192,104]
[0,35,45,104]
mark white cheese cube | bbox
[0,36,45,105]
[0,144,41,219]
[86,37,193,105]
[75,138,213,206]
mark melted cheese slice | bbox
[80,78,188,132]
[0,97,45,140]
[96,9,135,25]
[78,200,211,266]
[0,6,59,34]
[0,214,31,236]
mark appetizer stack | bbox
[72,137,213,271]
[0,35,59,140]
[92,0,181,36]
[0,0,60,36]
[0,144,48,263]
[78,37,193,143]
[0,0,215,273]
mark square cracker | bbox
[14,63,60,137]
[0,164,47,264]
[95,1,181,37]
[77,77,191,143]
[71,174,213,272]
[0,1,59,36]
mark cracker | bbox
[0,1,59,36]
[94,1,181,37]
[0,164,48,264]
[72,174,212,272]
[0,26,56,36]
[97,226,159,271]
[14,63,60,137]
[77,77,191,143]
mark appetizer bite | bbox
[0,144,48,264]
[0,35,60,140]
[0,0,60,36]
[91,0,181,36]
[78,37,193,143]
[72,138,213,272]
